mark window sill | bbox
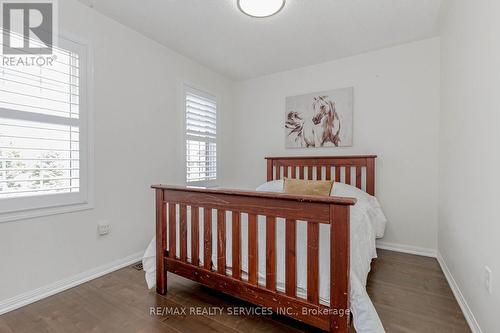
[185,180,219,188]
[186,184,219,189]
[0,202,94,224]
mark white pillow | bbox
[255,179,283,192]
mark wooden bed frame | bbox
[152,155,377,332]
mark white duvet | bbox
[143,181,387,333]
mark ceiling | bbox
[77,0,443,80]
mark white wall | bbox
[0,0,234,303]
[229,39,440,252]
[439,1,500,332]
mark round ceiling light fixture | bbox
[237,0,285,18]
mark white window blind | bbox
[0,32,90,216]
[185,88,217,185]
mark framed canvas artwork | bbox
[285,87,353,148]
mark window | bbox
[185,86,217,186]
[0,34,91,218]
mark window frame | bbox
[183,84,219,188]
[0,33,94,223]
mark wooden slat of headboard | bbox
[265,155,377,196]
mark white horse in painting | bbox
[286,96,341,147]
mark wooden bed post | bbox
[155,189,167,295]
[330,204,350,333]
[267,158,274,181]
[366,157,376,196]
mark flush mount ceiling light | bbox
[237,0,286,18]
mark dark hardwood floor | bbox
[0,249,470,333]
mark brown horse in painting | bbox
[286,96,341,147]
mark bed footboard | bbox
[152,185,356,333]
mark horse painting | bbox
[285,88,353,148]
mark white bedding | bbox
[143,181,387,333]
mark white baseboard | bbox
[376,241,437,258]
[437,252,482,333]
[0,251,144,316]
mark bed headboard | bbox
[265,155,377,196]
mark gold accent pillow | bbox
[283,178,334,197]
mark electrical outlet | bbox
[485,266,493,294]
[97,221,111,236]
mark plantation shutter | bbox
[185,88,217,184]
[0,41,81,198]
